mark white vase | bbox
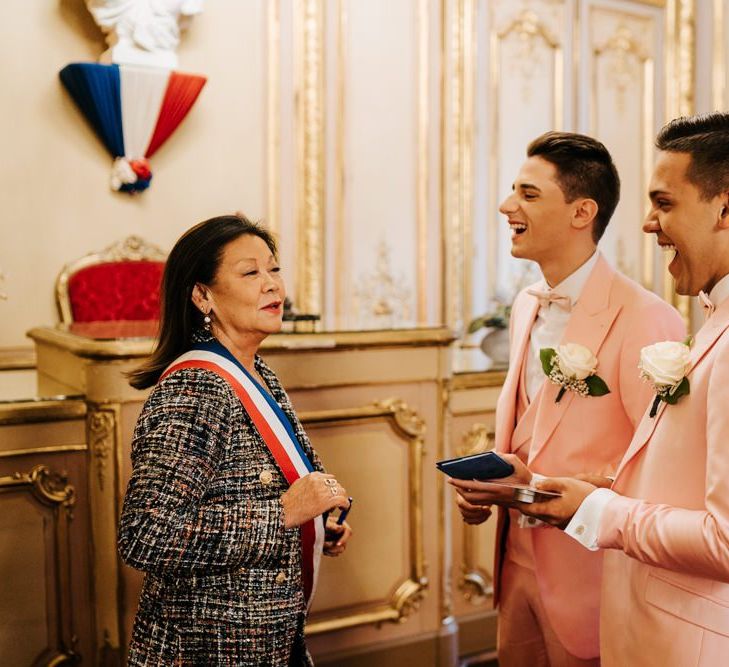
[480,327,510,367]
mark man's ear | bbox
[191,283,210,312]
[718,193,729,230]
[571,198,599,231]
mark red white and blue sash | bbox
[161,340,324,606]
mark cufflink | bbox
[259,470,273,485]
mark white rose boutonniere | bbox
[540,343,611,403]
[639,339,692,417]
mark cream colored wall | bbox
[0,0,710,352]
[0,0,267,348]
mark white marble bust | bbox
[86,0,204,69]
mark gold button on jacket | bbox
[275,571,288,584]
[259,470,273,485]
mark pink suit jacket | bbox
[493,254,685,659]
[598,298,729,666]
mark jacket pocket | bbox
[645,572,729,638]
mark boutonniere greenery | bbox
[540,343,610,403]
[639,338,692,418]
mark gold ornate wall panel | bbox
[337,0,422,330]
[459,0,693,332]
[0,402,94,665]
[0,466,78,666]
[302,401,427,634]
[483,0,570,312]
[585,3,658,288]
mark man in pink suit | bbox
[450,131,685,666]
[521,113,729,666]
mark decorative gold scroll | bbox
[302,399,427,634]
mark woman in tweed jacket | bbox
[119,215,352,666]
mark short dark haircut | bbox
[527,131,620,242]
[655,112,729,200]
[129,214,277,389]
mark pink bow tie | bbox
[699,290,715,319]
[527,288,572,312]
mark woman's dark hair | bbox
[527,131,620,243]
[129,214,277,390]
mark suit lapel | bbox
[615,302,729,477]
[495,292,539,452]
[529,256,622,465]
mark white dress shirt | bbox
[525,252,599,401]
[565,271,729,550]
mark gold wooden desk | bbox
[24,323,504,666]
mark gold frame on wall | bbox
[0,465,78,665]
[442,0,477,333]
[301,399,428,635]
[295,0,326,317]
[455,423,495,603]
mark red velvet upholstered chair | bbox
[55,236,166,324]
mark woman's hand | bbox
[323,516,353,556]
[281,472,349,529]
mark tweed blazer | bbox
[118,348,324,666]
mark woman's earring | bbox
[203,312,212,331]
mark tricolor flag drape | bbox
[59,63,206,193]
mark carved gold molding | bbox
[354,241,413,326]
[442,0,476,333]
[301,399,428,634]
[0,444,87,460]
[55,235,166,324]
[334,0,347,328]
[456,424,494,603]
[267,0,280,235]
[295,0,325,316]
[0,345,36,371]
[0,465,78,663]
[88,409,115,491]
[0,398,86,426]
[416,0,429,324]
[85,404,123,658]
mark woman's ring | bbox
[324,479,337,487]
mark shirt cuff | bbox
[564,488,618,550]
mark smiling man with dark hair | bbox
[521,113,729,666]
[451,131,685,666]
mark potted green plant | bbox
[467,300,511,366]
